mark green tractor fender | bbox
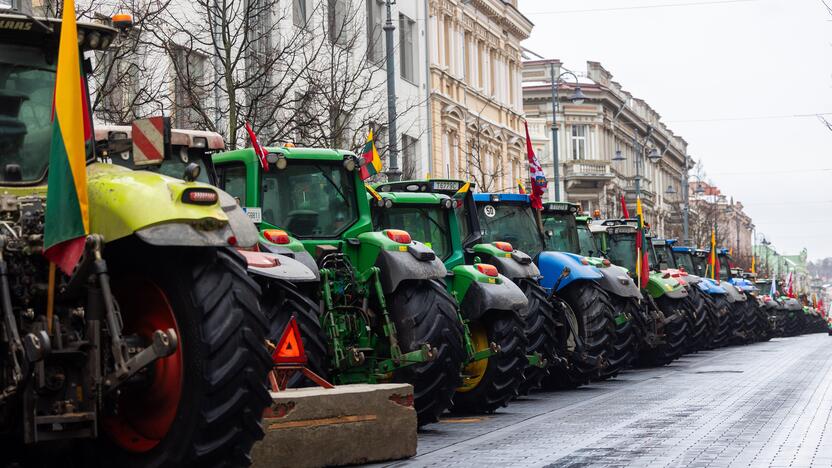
[356,231,447,293]
[87,163,258,248]
[645,272,688,300]
[450,264,528,321]
[471,243,540,281]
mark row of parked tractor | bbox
[100,126,830,427]
[5,13,828,467]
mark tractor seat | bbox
[285,210,319,236]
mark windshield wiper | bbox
[314,164,349,204]
[418,208,448,237]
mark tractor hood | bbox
[88,163,255,247]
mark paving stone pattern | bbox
[379,334,832,467]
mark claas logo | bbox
[0,20,33,31]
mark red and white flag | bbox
[244,121,269,171]
[524,121,547,209]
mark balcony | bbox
[622,177,655,204]
[563,159,615,181]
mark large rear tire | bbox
[261,279,330,387]
[516,280,560,395]
[685,287,712,353]
[710,296,733,348]
[103,247,272,468]
[543,282,614,387]
[388,280,466,426]
[602,296,638,379]
[639,296,689,366]
[452,312,527,413]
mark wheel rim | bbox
[457,322,489,393]
[104,277,183,453]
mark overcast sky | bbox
[518,0,832,261]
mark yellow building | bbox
[426,0,532,192]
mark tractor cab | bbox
[539,202,580,255]
[597,221,639,274]
[0,14,116,186]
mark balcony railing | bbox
[563,159,614,180]
[622,177,655,203]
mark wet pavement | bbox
[382,333,832,467]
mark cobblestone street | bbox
[386,333,832,467]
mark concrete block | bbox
[251,383,416,468]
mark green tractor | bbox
[592,221,691,365]
[0,14,270,466]
[372,180,561,395]
[367,186,533,412]
[212,148,466,425]
[542,207,641,378]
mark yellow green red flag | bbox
[44,0,91,274]
[359,130,382,180]
[709,227,717,280]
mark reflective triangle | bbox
[272,316,307,364]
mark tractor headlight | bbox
[384,199,393,209]
[442,199,453,209]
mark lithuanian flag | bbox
[359,130,382,180]
[44,0,91,274]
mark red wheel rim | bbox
[104,278,183,453]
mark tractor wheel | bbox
[639,296,689,366]
[710,296,733,348]
[728,302,749,345]
[261,279,330,387]
[742,300,760,342]
[601,296,638,379]
[452,312,528,413]
[516,280,560,395]
[388,280,466,426]
[543,282,615,387]
[102,247,271,468]
[685,288,711,353]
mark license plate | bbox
[243,207,262,223]
[432,181,459,191]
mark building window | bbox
[171,45,207,129]
[571,124,587,160]
[366,0,384,63]
[328,0,347,45]
[399,14,416,83]
[401,134,418,178]
[293,0,309,27]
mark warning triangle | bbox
[272,316,307,364]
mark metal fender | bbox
[537,251,603,293]
[595,265,642,300]
[237,250,317,283]
[474,247,541,281]
[373,240,447,293]
[697,277,727,295]
[218,191,259,247]
[87,163,245,246]
[720,282,747,302]
[259,239,321,281]
[451,265,528,321]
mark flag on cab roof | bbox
[359,130,382,180]
[523,121,547,209]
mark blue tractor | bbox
[473,194,615,387]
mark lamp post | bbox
[383,0,400,181]
[612,125,660,220]
[549,62,587,201]
[683,169,706,246]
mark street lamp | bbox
[549,62,587,201]
[665,184,677,195]
[612,125,661,200]
[612,149,625,161]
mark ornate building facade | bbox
[426,0,532,192]
[522,60,689,237]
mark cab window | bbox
[218,163,247,205]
